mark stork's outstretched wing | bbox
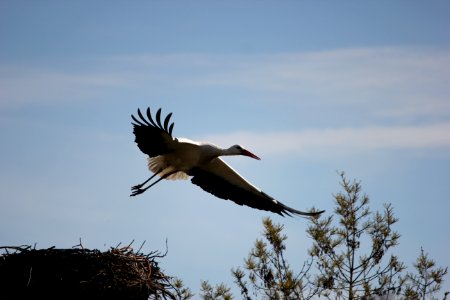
[131,108,177,157]
[189,158,324,217]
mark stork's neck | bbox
[201,144,238,159]
[222,145,241,156]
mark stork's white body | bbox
[147,139,201,180]
[148,138,259,190]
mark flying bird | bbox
[130,107,324,217]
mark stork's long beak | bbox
[242,149,261,160]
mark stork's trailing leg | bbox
[131,169,163,191]
[130,170,179,197]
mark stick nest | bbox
[0,243,182,300]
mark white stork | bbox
[130,107,324,217]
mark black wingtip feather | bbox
[164,112,172,132]
[131,114,145,126]
[137,109,151,126]
[146,107,158,127]
[155,108,163,128]
[281,203,325,218]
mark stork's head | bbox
[230,145,261,160]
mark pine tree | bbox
[403,247,448,300]
[200,281,233,300]
[198,172,449,299]
[307,172,405,299]
[231,217,318,299]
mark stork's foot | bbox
[130,187,145,197]
[131,184,143,190]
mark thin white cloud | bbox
[1,46,449,121]
[0,66,133,107]
[201,122,450,158]
[183,47,450,119]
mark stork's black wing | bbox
[131,107,177,157]
[189,158,324,217]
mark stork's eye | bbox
[236,145,243,150]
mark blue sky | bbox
[1,0,450,296]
